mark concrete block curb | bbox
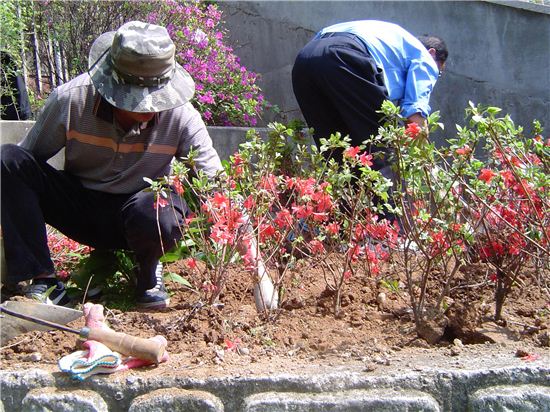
[22,388,108,412]
[0,121,270,165]
[469,384,550,411]
[128,388,224,411]
[1,363,549,411]
[243,389,441,411]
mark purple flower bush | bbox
[148,1,267,126]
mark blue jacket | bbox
[317,20,439,119]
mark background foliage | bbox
[0,0,266,126]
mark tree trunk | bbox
[16,2,29,90]
[494,269,506,321]
[54,40,65,84]
[46,27,56,88]
[30,3,42,95]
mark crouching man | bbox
[0,21,277,311]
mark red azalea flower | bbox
[521,353,540,362]
[243,195,255,210]
[210,225,233,245]
[185,258,198,269]
[292,204,314,219]
[173,178,185,195]
[359,152,373,167]
[405,122,421,139]
[224,337,242,352]
[211,192,230,209]
[274,208,293,229]
[154,197,169,209]
[344,146,361,158]
[184,213,196,225]
[308,239,325,255]
[455,145,471,156]
[232,153,244,166]
[326,222,340,235]
[500,170,515,186]
[312,191,333,212]
[478,168,496,184]
[233,165,244,177]
[343,270,352,281]
[259,223,277,242]
[260,174,279,192]
[294,177,316,197]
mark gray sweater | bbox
[21,73,222,194]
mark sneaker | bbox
[25,278,73,307]
[84,285,103,301]
[136,262,170,309]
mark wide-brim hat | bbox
[88,21,194,113]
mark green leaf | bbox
[160,251,182,263]
[164,272,193,289]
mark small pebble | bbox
[364,363,376,372]
[453,338,464,348]
[238,347,250,356]
[24,352,42,362]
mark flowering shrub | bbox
[443,104,549,321]
[47,226,91,281]
[144,101,548,340]
[149,122,397,315]
[147,1,267,126]
[378,100,548,340]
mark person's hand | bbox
[406,113,429,142]
[407,113,427,129]
[253,263,278,311]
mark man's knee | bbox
[122,190,186,248]
[1,144,29,170]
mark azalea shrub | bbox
[144,102,547,341]
[442,104,549,321]
[226,124,397,315]
[47,226,91,281]
[374,102,472,342]
[147,0,267,126]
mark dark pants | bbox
[292,32,390,172]
[1,144,187,293]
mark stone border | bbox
[1,363,549,411]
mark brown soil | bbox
[1,258,548,378]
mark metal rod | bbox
[0,305,80,335]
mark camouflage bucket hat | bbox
[88,21,194,112]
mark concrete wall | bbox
[218,1,550,140]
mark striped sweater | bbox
[20,73,222,194]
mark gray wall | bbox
[219,1,550,140]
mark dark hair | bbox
[417,35,448,63]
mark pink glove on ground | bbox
[58,303,169,380]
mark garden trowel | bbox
[0,300,166,363]
[0,300,82,346]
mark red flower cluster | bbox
[405,122,421,139]
[47,231,91,279]
[202,192,245,245]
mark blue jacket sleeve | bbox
[401,58,439,119]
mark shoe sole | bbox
[26,293,74,308]
[136,297,170,310]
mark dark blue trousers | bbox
[292,32,390,170]
[1,144,187,292]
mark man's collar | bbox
[93,93,159,128]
